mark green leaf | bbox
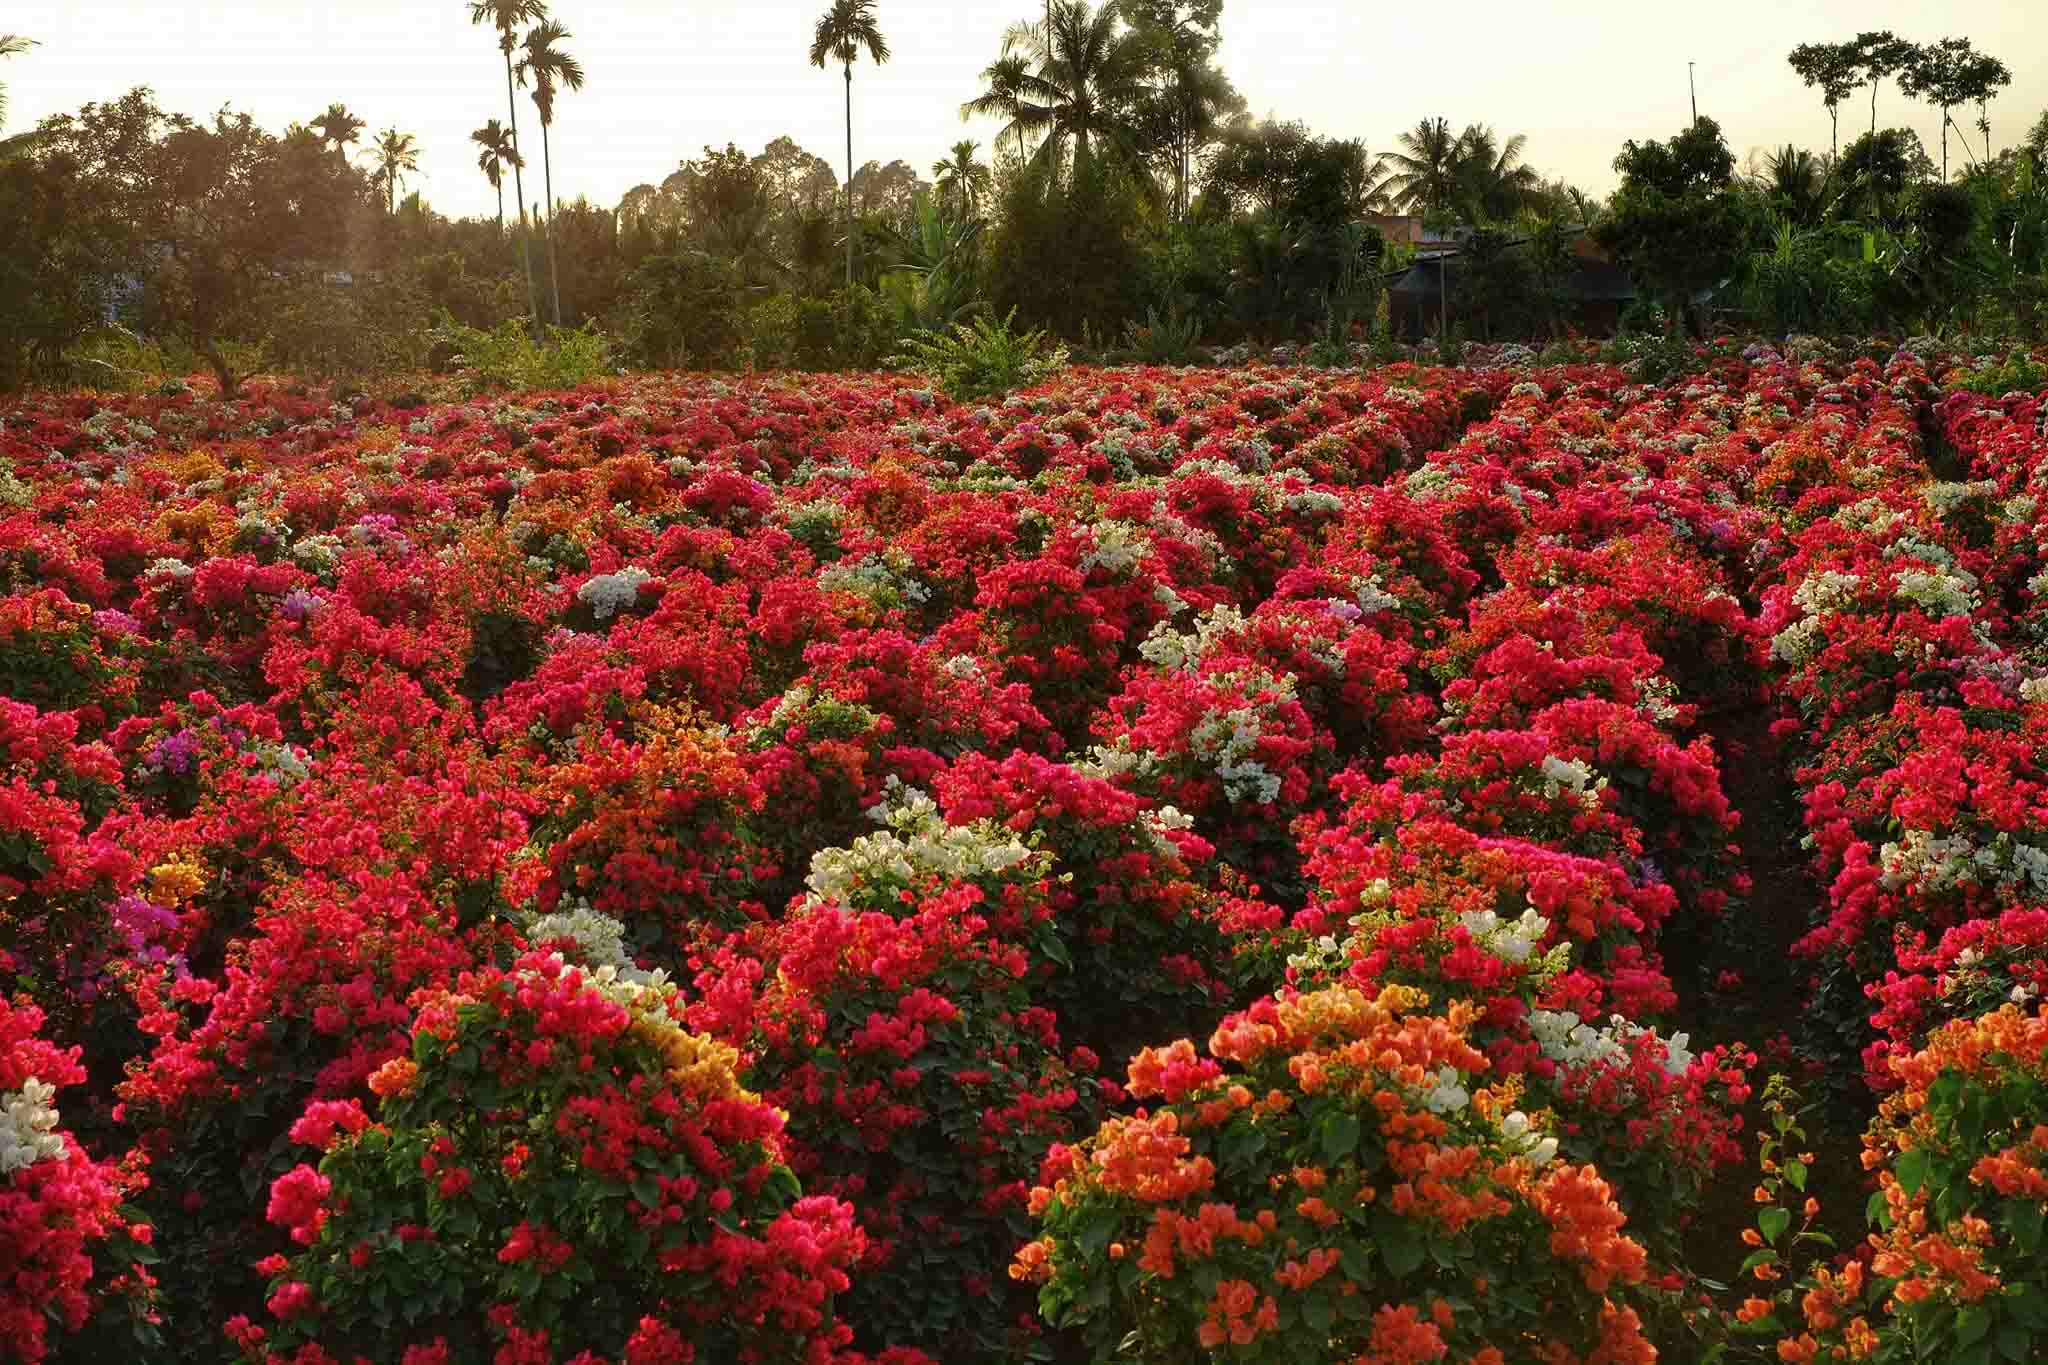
[1957,1305,1992,1347]
[1320,1112,1361,1164]
[2006,1200,2044,1254]
[1895,1146,1930,1197]
[1375,1217,1425,1277]
[1784,1158,1807,1191]
[1759,1206,1791,1245]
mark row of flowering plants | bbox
[1725,351,2048,1362]
[3,348,2047,1360]
[1018,358,1813,1359]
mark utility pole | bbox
[1689,62,1698,124]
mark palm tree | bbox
[307,105,364,166]
[1453,124,1541,221]
[0,34,35,131]
[1386,116,1462,215]
[931,139,992,218]
[472,118,522,231]
[961,51,1037,163]
[960,2,1147,178]
[809,0,891,289]
[468,0,547,330]
[368,128,421,216]
[1755,144,1830,227]
[310,103,364,162]
[518,18,584,325]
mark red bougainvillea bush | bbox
[4,346,2048,1361]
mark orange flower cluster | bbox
[1195,1277,1279,1348]
[1533,1165,1649,1294]
[1138,1201,1271,1278]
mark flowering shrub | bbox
[1018,983,1667,1362]
[0,999,158,1362]
[238,953,865,1363]
[5,351,2048,1356]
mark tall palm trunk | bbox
[542,118,563,324]
[495,178,505,233]
[504,47,541,334]
[843,63,855,289]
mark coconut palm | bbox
[961,51,1037,163]
[931,139,992,218]
[960,2,1147,178]
[310,103,364,163]
[809,0,891,289]
[518,18,584,324]
[1385,116,1461,215]
[468,0,547,329]
[1755,143,1830,227]
[472,118,522,231]
[0,33,31,132]
[1453,124,1542,221]
[368,127,421,216]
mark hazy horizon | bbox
[7,0,2041,221]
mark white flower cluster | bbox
[1350,573,1402,617]
[145,557,195,581]
[0,458,29,509]
[1893,565,1979,619]
[1079,519,1152,578]
[1186,671,1300,806]
[1527,1009,1694,1079]
[1772,570,1864,665]
[523,902,652,980]
[1403,463,1462,502]
[1878,828,2048,896]
[292,534,347,577]
[1075,737,1160,785]
[1922,479,2000,519]
[1138,802,1197,857]
[1137,604,1249,674]
[805,780,1041,903]
[1283,489,1346,519]
[1498,1109,1560,1166]
[1418,1066,1471,1114]
[816,551,929,607]
[1833,498,1905,535]
[1538,754,1605,809]
[1457,908,1551,965]
[1285,933,1350,981]
[577,566,652,621]
[0,1079,66,1175]
[1885,534,1957,571]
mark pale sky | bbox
[5,1,2042,220]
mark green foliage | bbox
[1596,118,1759,335]
[890,307,1069,402]
[1951,349,2048,397]
[1120,297,1205,364]
[622,251,747,370]
[987,156,1154,339]
[1602,329,1708,385]
[431,315,612,391]
[742,285,893,371]
[1736,221,1878,335]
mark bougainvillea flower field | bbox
[7,350,2048,1363]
